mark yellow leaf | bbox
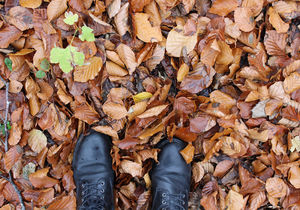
[132,92,153,103]
[177,63,189,82]
[166,25,198,57]
[74,57,103,82]
[20,0,42,8]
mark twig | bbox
[0,75,25,210]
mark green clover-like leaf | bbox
[50,45,85,73]
[4,58,12,71]
[63,11,79,25]
[40,58,50,71]
[36,70,46,79]
[79,26,95,42]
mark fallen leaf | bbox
[93,126,119,139]
[8,122,22,145]
[102,101,127,120]
[29,167,59,188]
[114,3,130,36]
[248,191,266,210]
[166,25,198,57]
[290,136,300,153]
[74,57,103,82]
[74,101,100,124]
[47,195,76,210]
[130,0,151,12]
[209,0,238,16]
[28,129,48,153]
[120,160,143,177]
[190,115,216,133]
[192,162,205,182]
[107,0,121,18]
[288,166,300,189]
[177,63,189,82]
[0,25,23,48]
[137,104,168,118]
[20,0,42,8]
[268,7,289,34]
[4,145,22,172]
[213,159,234,178]
[180,144,194,164]
[283,72,300,94]
[134,13,163,43]
[7,6,33,31]
[266,177,287,198]
[145,44,165,71]
[210,90,236,109]
[264,30,287,56]
[106,61,128,76]
[116,43,137,75]
[201,39,220,66]
[23,188,54,206]
[234,7,255,32]
[133,92,152,103]
[47,0,68,21]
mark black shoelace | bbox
[79,179,106,210]
[159,192,187,210]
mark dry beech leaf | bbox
[4,145,22,172]
[74,57,103,82]
[190,115,216,133]
[180,144,195,164]
[248,191,266,210]
[288,166,300,189]
[283,72,300,94]
[102,101,127,119]
[93,126,119,139]
[128,101,148,121]
[242,0,264,16]
[144,0,161,27]
[107,0,121,18]
[234,7,255,32]
[137,104,168,118]
[209,0,238,16]
[177,63,189,82]
[106,61,128,76]
[216,40,234,68]
[268,7,289,34]
[8,122,22,145]
[120,160,142,177]
[7,6,33,31]
[134,13,163,43]
[116,43,137,75]
[221,136,247,158]
[47,195,76,210]
[9,80,23,94]
[283,60,300,77]
[130,0,151,12]
[166,26,198,57]
[226,190,246,210]
[192,162,205,182]
[106,51,125,67]
[47,0,68,21]
[114,2,129,36]
[145,44,165,71]
[0,25,23,48]
[74,101,99,124]
[181,0,195,13]
[201,39,220,66]
[213,160,234,178]
[55,79,73,105]
[20,0,42,8]
[266,177,287,198]
[0,204,15,210]
[28,129,47,153]
[29,167,59,188]
[264,30,287,56]
[210,90,236,109]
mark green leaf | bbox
[50,45,85,73]
[40,58,50,71]
[36,70,46,79]
[4,58,12,71]
[63,11,79,25]
[79,26,95,42]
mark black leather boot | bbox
[151,138,191,210]
[73,131,114,210]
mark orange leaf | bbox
[28,129,47,153]
[180,143,194,164]
[47,195,76,210]
[268,7,289,33]
[20,0,42,8]
[209,0,238,16]
[192,162,205,182]
[134,13,163,43]
[242,0,264,16]
[74,57,103,82]
[137,104,168,118]
[93,126,119,139]
[4,145,23,172]
[210,90,236,109]
[23,188,54,206]
[266,177,287,198]
[74,101,100,124]
[213,160,234,178]
[234,7,255,32]
[264,30,287,56]
[106,61,128,76]
[288,166,300,188]
[201,39,220,66]
[0,25,23,48]
[29,167,59,188]
[130,0,151,12]
[102,101,127,119]
[47,0,68,21]
[177,63,189,82]
[8,122,22,145]
[116,43,137,75]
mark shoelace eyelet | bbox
[162,193,167,197]
[162,200,167,204]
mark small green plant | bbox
[35,58,50,79]
[35,70,46,78]
[0,121,11,135]
[49,11,95,73]
[4,58,12,71]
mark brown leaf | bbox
[69,0,86,13]
[28,129,47,153]
[134,13,163,43]
[62,170,76,192]
[180,63,216,94]
[0,25,23,48]
[242,0,264,16]
[23,188,54,206]
[175,127,198,142]
[19,0,42,8]
[209,0,238,16]
[234,7,255,32]
[283,72,300,94]
[74,57,103,82]
[201,39,220,66]
[137,104,168,118]
[7,6,33,31]
[215,40,234,68]
[128,101,148,121]
[166,25,198,57]
[4,145,22,172]
[180,144,194,164]
[192,162,205,182]
[0,204,15,210]
[225,190,246,210]
[93,126,119,139]
[181,0,195,13]
[177,63,189,82]
[210,90,236,109]
[8,122,22,145]
[106,61,128,76]
[120,160,143,177]
[213,159,234,178]
[221,136,247,158]
[9,80,23,94]
[288,166,300,189]
[145,44,165,71]
[190,115,216,133]
[47,0,68,21]
[74,101,100,124]
[37,104,57,130]
[116,43,137,75]
[264,30,287,56]
[29,167,59,188]
[47,195,76,210]
[102,101,127,119]
[115,136,139,149]
[130,0,151,12]
[114,3,130,36]
[248,191,266,210]
[107,0,121,18]
[266,177,287,198]
[268,7,289,34]
[55,79,73,105]
[174,96,196,114]
[138,148,159,162]
[25,77,41,116]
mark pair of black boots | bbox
[72,131,191,210]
